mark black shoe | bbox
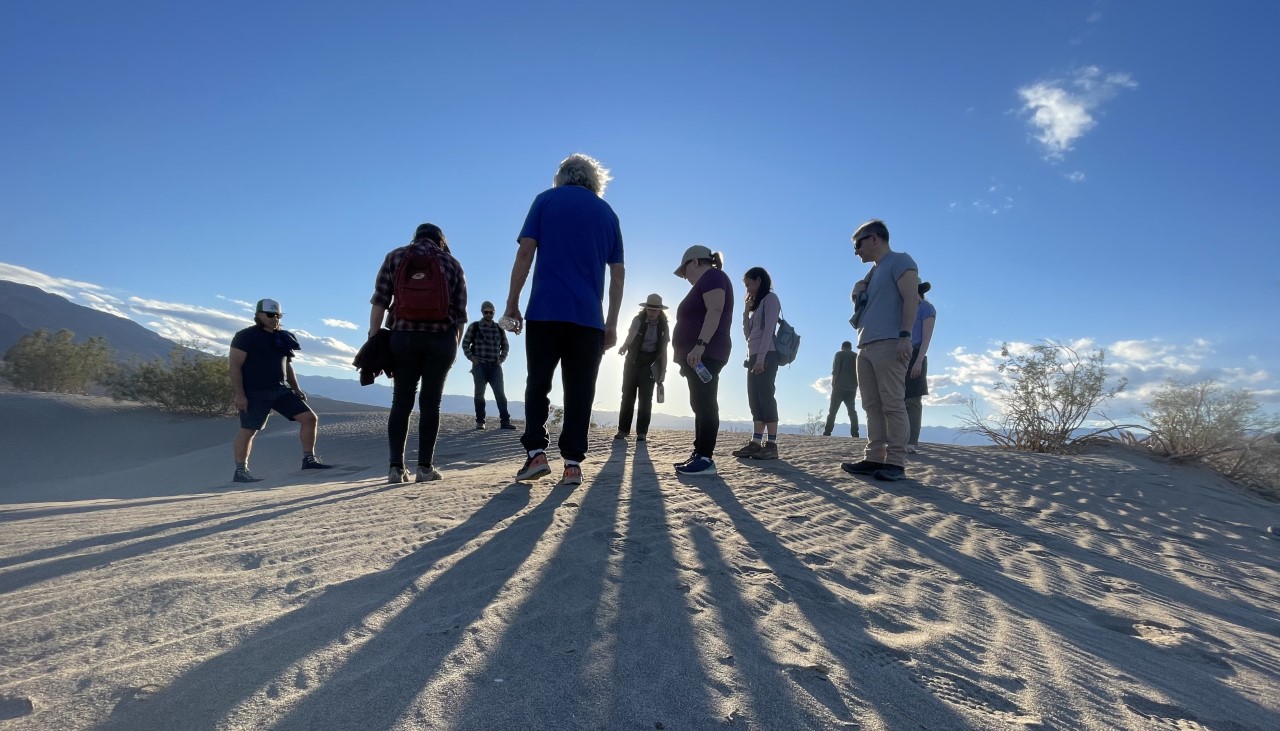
[302,455,333,470]
[873,465,907,481]
[841,460,886,476]
[636,435,647,443]
[673,450,698,468]
[822,431,832,436]
[614,431,629,440]
[852,432,861,438]
[233,468,264,483]
[475,422,486,431]
[499,421,517,430]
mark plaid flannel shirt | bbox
[370,241,468,333]
[462,319,509,364]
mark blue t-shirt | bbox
[673,268,735,363]
[912,300,937,347]
[857,251,918,347]
[230,325,297,391]
[518,185,624,330]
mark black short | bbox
[240,387,311,431]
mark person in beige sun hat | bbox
[615,293,670,442]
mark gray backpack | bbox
[774,314,800,366]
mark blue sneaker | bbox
[676,455,718,476]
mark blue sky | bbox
[2,1,1277,428]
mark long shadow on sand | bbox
[787,469,1280,731]
[0,482,384,571]
[91,482,535,731]
[0,481,405,593]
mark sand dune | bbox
[1,392,1278,730]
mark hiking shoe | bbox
[906,444,919,454]
[561,464,583,485]
[673,450,698,468]
[841,460,886,476]
[614,431,628,440]
[475,422,487,431]
[752,442,778,460]
[676,455,717,476]
[636,434,647,443]
[515,452,551,481]
[852,431,861,438]
[233,468,263,484]
[822,431,832,436]
[302,455,333,470]
[389,466,411,483]
[731,441,762,458]
[416,466,443,482]
[500,421,517,430]
[873,465,907,482]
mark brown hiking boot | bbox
[752,442,778,460]
[731,441,762,458]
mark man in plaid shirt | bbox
[462,301,514,430]
[368,223,468,484]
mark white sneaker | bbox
[416,466,443,482]
[389,466,411,483]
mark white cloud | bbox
[1018,66,1136,159]
[322,318,358,330]
[216,295,255,310]
[0,262,132,318]
[1065,171,1086,183]
[812,376,833,395]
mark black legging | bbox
[618,350,659,435]
[388,331,457,468]
[680,357,726,458]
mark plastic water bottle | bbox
[497,316,519,332]
[656,382,665,403]
[694,361,713,384]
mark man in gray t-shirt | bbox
[840,219,919,481]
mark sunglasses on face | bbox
[482,311,494,315]
[262,313,283,319]
[854,234,873,251]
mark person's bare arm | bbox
[604,262,624,350]
[229,347,248,411]
[911,313,936,379]
[286,361,306,400]
[896,269,920,361]
[367,304,386,341]
[503,237,538,334]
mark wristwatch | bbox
[695,338,706,347]
[899,331,911,339]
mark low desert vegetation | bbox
[104,345,235,417]
[0,329,114,394]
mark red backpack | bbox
[393,247,451,322]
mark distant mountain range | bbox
[0,279,990,444]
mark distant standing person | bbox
[462,301,515,431]
[841,219,919,482]
[229,298,334,483]
[824,341,860,438]
[368,223,468,484]
[732,267,782,460]
[615,294,669,443]
[672,245,734,476]
[906,281,936,453]
[503,153,625,486]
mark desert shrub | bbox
[960,341,1126,453]
[798,407,825,436]
[105,346,234,416]
[1141,379,1280,494]
[1,329,115,393]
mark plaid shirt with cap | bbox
[370,239,468,333]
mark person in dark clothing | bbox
[671,245,733,476]
[228,298,334,483]
[824,341,861,437]
[461,300,514,431]
[368,223,468,484]
[615,293,669,442]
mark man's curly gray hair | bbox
[553,153,612,197]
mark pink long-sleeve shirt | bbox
[743,291,781,357]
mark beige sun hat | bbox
[674,244,713,277]
[640,293,668,309]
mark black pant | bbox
[746,352,780,423]
[680,357,726,458]
[471,361,510,423]
[388,331,457,468]
[522,321,604,463]
[825,388,859,436]
[618,351,658,435]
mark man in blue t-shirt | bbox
[502,153,625,486]
[228,298,334,483]
[840,220,919,482]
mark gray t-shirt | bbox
[857,251,917,347]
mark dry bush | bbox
[960,341,1126,453]
[1141,379,1280,495]
[1,329,115,394]
[105,345,234,416]
[798,407,825,436]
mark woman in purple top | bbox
[732,267,782,461]
[671,244,734,476]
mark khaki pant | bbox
[857,339,909,467]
